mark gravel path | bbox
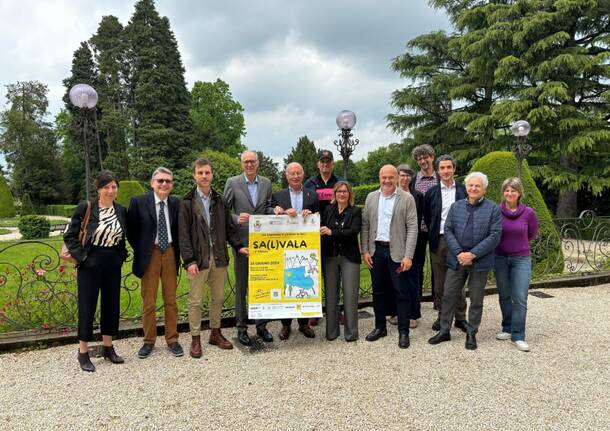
[1,285,609,431]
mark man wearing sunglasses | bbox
[127,167,184,359]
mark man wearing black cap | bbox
[304,149,343,217]
[304,149,343,326]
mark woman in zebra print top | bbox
[64,170,128,372]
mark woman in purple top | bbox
[494,177,538,352]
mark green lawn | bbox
[0,228,11,235]
[0,237,386,333]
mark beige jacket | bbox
[361,188,418,262]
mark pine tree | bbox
[282,136,318,187]
[389,0,610,216]
[124,0,194,180]
[90,15,130,179]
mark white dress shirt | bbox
[440,181,456,235]
[375,188,397,241]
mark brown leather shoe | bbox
[209,328,233,350]
[298,324,315,338]
[279,325,291,341]
[190,335,202,358]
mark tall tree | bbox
[0,81,66,205]
[124,0,194,180]
[90,15,130,179]
[256,150,281,185]
[282,135,318,187]
[190,79,246,157]
[389,0,610,216]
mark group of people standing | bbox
[64,144,538,372]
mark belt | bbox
[154,243,173,249]
[375,241,390,246]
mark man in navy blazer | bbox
[428,171,501,350]
[127,167,183,359]
[271,162,319,341]
[423,155,468,332]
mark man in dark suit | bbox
[423,155,468,332]
[224,150,275,346]
[272,162,319,340]
[127,167,183,359]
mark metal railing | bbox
[0,211,607,332]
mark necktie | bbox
[158,201,168,253]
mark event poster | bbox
[248,214,323,319]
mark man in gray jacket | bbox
[428,171,501,350]
[224,150,275,346]
[361,165,418,349]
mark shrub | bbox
[20,193,35,215]
[116,180,145,207]
[352,184,380,206]
[0,175,16,218]
[470,151,563,278]
[18,215,51,239]
[173,150,242,196]
[46,205,78,218]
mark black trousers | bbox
[77,246,123,341]
[371,244,412,334]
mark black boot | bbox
[102,345,125,364]
[77,351,95,372]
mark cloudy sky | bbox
[0,0,450,164]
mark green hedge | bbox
[117,180,145,207]
[20,193,35,215]
[0,175,16,218]
[46,205,78,218]
[18,215,50,239]
[353,183,379,206]
[470,151,563,278]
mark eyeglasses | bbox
[416,156,431,161]
[242,160,257,165]
[155,179,173,184]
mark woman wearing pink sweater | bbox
[494,177,538,352]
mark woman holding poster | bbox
[320,181,362,342]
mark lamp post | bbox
[510,120,531,179]
[69,84,98,201]
[333,110,359,181]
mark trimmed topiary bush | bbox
[353,184,380,206]
[0,175,16,218]
[116,180,145,208]
[470,151,563,278]
[20,193,35,215]
[18,215,51,239]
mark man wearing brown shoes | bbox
[179,158,247,357]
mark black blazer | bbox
[271,187,319,214]
[321,204,362,264]
[409,187,424,228]
[423,182,467,253]
[127,191,181,278]
[64,200,128,265]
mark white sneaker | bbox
[512,340,530,352]
[496,331,511,340]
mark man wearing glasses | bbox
[224,150,275,346]
[127,167,183,359]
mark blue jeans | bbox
[494,255,531,341]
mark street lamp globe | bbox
[511,120,531,137]
[336,110,357,131]
[69,84,98,109]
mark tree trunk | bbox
[556,154,578,217]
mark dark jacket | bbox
[127,191,181,278]
[304,173,342,216]
[179,187,242,270]
[271,187,320,214]
[423,182,467,253]
[444,197,502,271]
[321,204,362,264]
[64,200,128,265]
[409,187,424,229]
